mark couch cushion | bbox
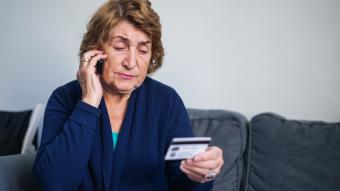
[245,113,340,191]
[0,153,41,191]
[0,110,32,155]
[187,109,248,191]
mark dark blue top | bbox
[33,77,213,191]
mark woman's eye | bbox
[114,47,126,51]
[138,47,149,55]
[139,50,148,55]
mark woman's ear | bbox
[147,59,157,74]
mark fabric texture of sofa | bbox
[188,109,248,191]
[0,153,41,191]
[0,109,339,191]
[244,113,340,191]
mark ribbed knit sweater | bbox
[33,77,213,191]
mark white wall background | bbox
[0,0,339,121]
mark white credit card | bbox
[165,137,211,161]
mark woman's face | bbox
[101,20,152,95]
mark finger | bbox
[80,50,103,67]
[184,159,219,170]
[79,53,107,82]
[87,54,107,70]
[188,174,207,184]
[187,173,206,183]
[181,164,210,183]
[180,165,206,183]
[184,162,222,177]
[82,50,103,61]
[191,158,223,175]
[193,146,222,161]
[182,161,210,176]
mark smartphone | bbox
[96,59,104,75]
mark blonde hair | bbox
[79,0,164,73]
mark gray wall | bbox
[1,0,339,121]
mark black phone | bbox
[96,59,104,74]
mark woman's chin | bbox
[115,85,138,95]
[102,80,137,95]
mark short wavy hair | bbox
[79,0,164,74]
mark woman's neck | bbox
[103,90,131,106]
[103,91,130,132]
[103,91,130,116]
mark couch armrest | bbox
[0,153,41,191]
[187,109,248,191]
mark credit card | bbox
[165,137,211,160]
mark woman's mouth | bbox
[117,72,134,80]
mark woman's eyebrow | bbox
[112,36,129,43]
[138,41,151,46]
[111,36,151,46]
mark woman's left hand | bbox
[180,146,224,183]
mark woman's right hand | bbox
[77,50,107,107]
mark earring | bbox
[151,59,156,66]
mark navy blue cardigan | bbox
[33,77,213,191]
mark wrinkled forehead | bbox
[108,20,151,45]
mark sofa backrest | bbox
[2,109,338,191]
[0,109,248,191]
[244,113,340,191]
[0,110,32,155]
[187,109,248,191]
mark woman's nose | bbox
[123,49,137,69]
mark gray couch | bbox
[0,109,339,191]
[0,153,40,190]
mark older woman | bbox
[33,0,224,190]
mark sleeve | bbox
[165,91,213,191]
[32,87,101,191]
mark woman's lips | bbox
[117,72,134,80]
